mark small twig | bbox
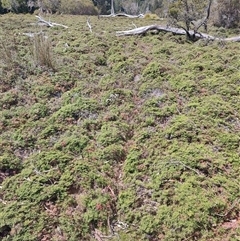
[24,177,32,182]
[50,22,69,29]
[22,32,43,38]
[169,160,204,176]
[113,220,129,230]
[34,167,58,175]
[107,216,114,236]
[215,198,240,217]
[132,22,137,28]
[0,198,7,204]
[87,17,92,33]
[93,229,114,240]
[44,205,55,215]
[93,229,103,241]
[107,186,116,198]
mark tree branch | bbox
[36,15,68,29]
[194,0,212,33]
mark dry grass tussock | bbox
[33,33,55,70]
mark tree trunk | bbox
[110,0,114,15]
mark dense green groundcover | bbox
[0,14,239,241]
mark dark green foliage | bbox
[0,153,22,173]
[54,132,89,154]
[100,144,126,164]
[2,0,29,13]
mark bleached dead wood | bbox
[100,13,144,18]
[35,15,68,29]
[223,36,240,42]
[116,24,240,42]
[110,0,114,16]
[22,32,42,37]
[132,22,137,28]
[87,17,92,33]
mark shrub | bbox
[54,133,89,154]
[144,13,160,20]
[0,153,22,174]
[2,0,28,13]
[100,144,126,164]
[41,0,61,13]
[60,0,98,15]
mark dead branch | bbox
[93,229,104,241]
[35,15,68,29]
[87,17,92,33]
[216,198,240,217]
[93,229,114,240]
[223,36,240,42]
[193,0,212,33]
[169,160,205,176]
[116,24,240,42]
[132,22,137,28]
[22,32,42,37]
[0,198,7,204]
[107,216,114,236]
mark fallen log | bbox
[100,13,144,18]
[116,24,240,42]
[223,36,240,42]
